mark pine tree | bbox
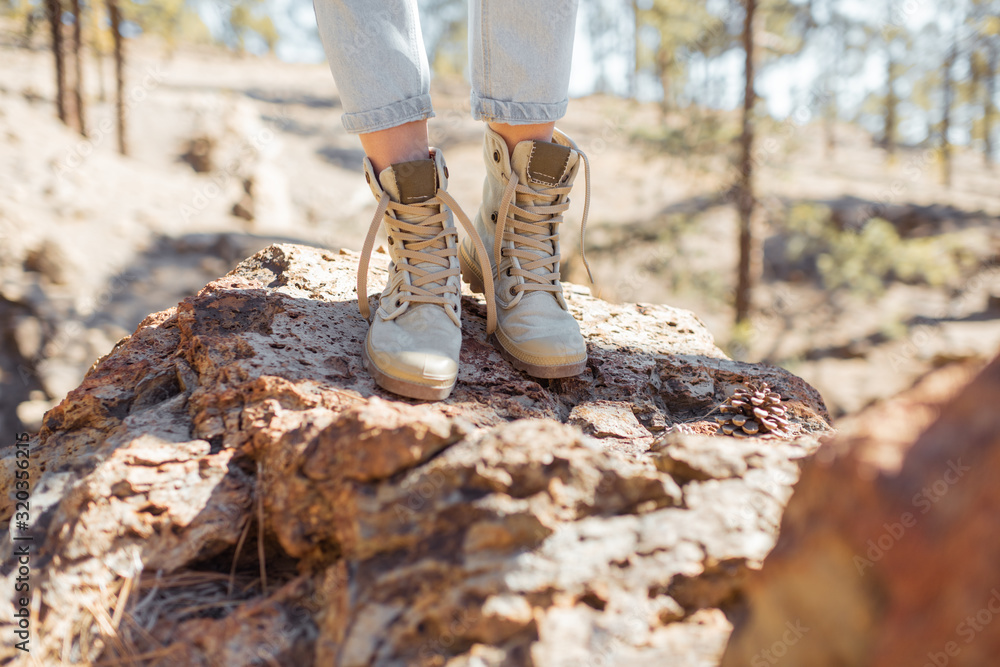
[87,1,109,102]
[108,0,126,155]
[46,0,67,124]
[941,38,958,187]
[987,44,998,166]
[635,0,718,115]
[880,2,904,157]
[71,0,86,137]
[735,0,756,326]
[630,0,640,99]
[969,1,1000,166]
[821,13,847,159]
[226,0,279,55]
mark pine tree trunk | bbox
[941,43,956,188]
[23,9,38,48]
[95,49,107,103]
[986,46,997,169]
[825,20,844,161]
[656,49,672,118]
[87,1,106,102]
[823,78,836,160]
[71,0,86,137]
[631,0,640,100]
[884,56,896,155]
[46,0,67,124]
[735,0,757,326]
[109,0,126,156]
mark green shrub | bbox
[779,203,971,298]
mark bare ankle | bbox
[359,120,430,174]
[488,122,556,157]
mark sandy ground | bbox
[2,34,999,433]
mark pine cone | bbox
[715,381,791,438]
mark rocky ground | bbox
[2,35,1000,438]
[724,355,1000,667]
[1,244,832,666]
[3,21,999,667]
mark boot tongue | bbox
[378,158,449,293]
[510,140,572,187]
[379,158,437,207]
[378,158,442,229]
[507,140,573,286]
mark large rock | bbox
[1,244,830,666]
[722,356,1000,667]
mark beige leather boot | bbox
[459,126,592,378]
[357,149,496,400]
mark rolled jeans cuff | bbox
[470,92,568,125]
[341,93,436,134]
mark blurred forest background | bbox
[1,0,999,436]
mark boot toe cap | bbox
[500,330,586,365]
[369,347,458,385]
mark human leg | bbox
[461,0,591,378]
[312,0,496,399]
[313,0,433,135]
[356,150,495,400]
[468,0,579,130]
[358,120,429,176]
[487,121,555,159]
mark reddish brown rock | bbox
[722,357,1000,667]
[0,243,832,666]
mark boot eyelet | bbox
[490,211,497,222]
[508,286,517,297]
[365,172,371,184]
[444,166,449,178]
[388,237,394,245]
[505,267,512,277]
[493,150,500,163]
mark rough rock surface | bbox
[722,356,1000,667]
[1,243,831,666]
[0,87,292,437]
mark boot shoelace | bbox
[493,147,593,308]
[358,188,497,334]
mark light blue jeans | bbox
[312,0,580,134]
